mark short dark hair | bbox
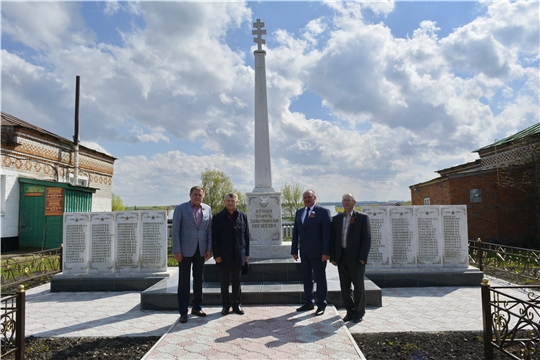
[190,186,204,195]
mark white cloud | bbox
[1,1,537,206]
[114,150,253,206]
[80,141,112,156]
[1,2,91,51]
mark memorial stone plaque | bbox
[63,213,90,274]
[247,193,282,244]
[415,206,442,267]
[115,211,140,272]
[362,206,391,269]
[441,205,468,268]
[389,207,416,267]
[139,211,167,272]
[89,212,115,273]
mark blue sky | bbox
[1,1,539,206]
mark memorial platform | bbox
[366,266,484,287]
[140,259,383,310]
[50,270,171,292]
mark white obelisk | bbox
[246,19,287,258]
[253,20,273,192]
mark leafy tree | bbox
[112,193,126,211]
[200,169,246,214]
[280,182,304,221]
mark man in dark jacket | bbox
[331,193,371,323]
[212,193,250,315]
[291,189,332,316]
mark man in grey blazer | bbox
[330,193,371,323]
[172,186,212,323]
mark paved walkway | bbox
[23,276,525,359]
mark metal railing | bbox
[1,285,26,360]
[469,239,540,283]
[1,247,62,293]
[282,222,293,241]
[481,279,540,359]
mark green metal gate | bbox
[18,178,95,250]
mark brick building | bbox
[1,112,116,251]
[410,123,540,247]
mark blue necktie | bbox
[303,207,310,224]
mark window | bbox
[470,189,482,203]
[67,172,89,187]
[423,197,430,205]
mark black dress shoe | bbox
[221,307,230,315]
[353,314,363,323]
[179,314,188,323]
[315,307,325,316]
[343,312,354,322]
[232,306,244,315]
[191,309,207,317]
[296,304,315,312]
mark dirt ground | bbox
[20,331,514,360]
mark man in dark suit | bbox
[330,193,371,323]
[291,189,332,316]
[172,186,213,324]
[212,193,250,316]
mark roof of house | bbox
[437,159,482,176]
[1,111,116,160]
[474,122,540,152]
[1,111,73,144]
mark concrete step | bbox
[203,257,304,283]
[140,265,383,310]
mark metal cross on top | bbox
[252,19,266,51]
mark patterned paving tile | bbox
[22,275,530,359]
[142,306,361,360]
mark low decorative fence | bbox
[1,247,62,293]
[469,239,540,283]
[282,222,293,241]
[1,285,26,360]
[481,279,540,359]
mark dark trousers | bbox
[218,265,242,308]
[177,249,205,315]
[300,256,328,308]
[338,250,366,316]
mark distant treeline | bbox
[125,200,410,212]
[125,205,175,211]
